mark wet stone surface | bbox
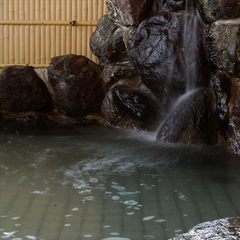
[0,66,53,113]
[171,217,240,240]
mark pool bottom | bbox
[0,124,240,240]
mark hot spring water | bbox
[0,123,240,240]
[1,2,240,240]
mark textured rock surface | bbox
[157,88,221,144]
[197,0,240,23]
[210,71,239,126]
[205,19,240,76]
[227,88,240,155]
[152,0,186,13]
[101,61,138,90]
[0,66,53,112]
[171,217,240,240]
[105,0,153,26]
[126,12,208,105]
[90,15,127,66]
[48,54,104,117]
[101,84,159,130]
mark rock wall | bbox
[0,0,240,155]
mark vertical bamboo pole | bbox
[56,0,61,56]
[45,0,51,64]
[93,0,98,63]
[71,0,77,54]
[61,0,66,55]
[14,0,19,64]
[51,0,56,59]
[4,0,9,64]
[87,0,93,59]
[104,1,107,15]
[9,0,15,64]
[0,0,3,64]
[40,0,45,64]
[35,0,40,64]
[30,0,35,64]
[66,0,72,54]
[98,0,103,19]
[19,0,25,64]
[82,0,87,57]
[25,0,30,64]
[76,0,82,55]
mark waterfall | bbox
[155,0,199,138]
[183,0,198,92]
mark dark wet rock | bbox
[101,84,159,130]
[90,15,127,66]
[227,88,240,155]
[0,111,2,121]
[152,0,186,13]
[126,12,209,106]
[48,54,104,118]
[205,19,240,77]
[101,61,138,90]
[105,0,153,26]
[197,0,240,23]
[0,65,53,113]
[210,70,239,125]
[171,217,240,240]
[157,88,223,144]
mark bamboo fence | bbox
[0,0,107,69]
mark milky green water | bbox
[0,122,240,240]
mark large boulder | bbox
[0,66,53,112]
[197,0,240,23]
[48,54,104,118]
[126,12,209,106]
[105,0,153,26]
[101,84,160,130]
[227,88,240,155]
[171,217,240,240]
[205,19,240,77]
[157,88,223,144]
[90,15,127,66]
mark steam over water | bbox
[0,123,240,240]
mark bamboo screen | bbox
[0,0,107,69]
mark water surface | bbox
[0,122,240,240]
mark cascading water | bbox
[156,0,199,138]
[183,0,198,92]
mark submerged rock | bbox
[171,217,240,240]
[90,15,127,66]
[227,88,240,155]
[48,54,104,118]
[205,19,240,77]
[0,65,53,112]
[105,0,153,26]
[197,0,240,23]
[157,88,222,144]
[101,84,159,130]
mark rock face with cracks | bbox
[48,54,104,118]
[157,88,222,144]
[90,15,127,66]
[171,217,240,240]
[0,66,53,113]
[101,84,159,130]
[105,0,153,26]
